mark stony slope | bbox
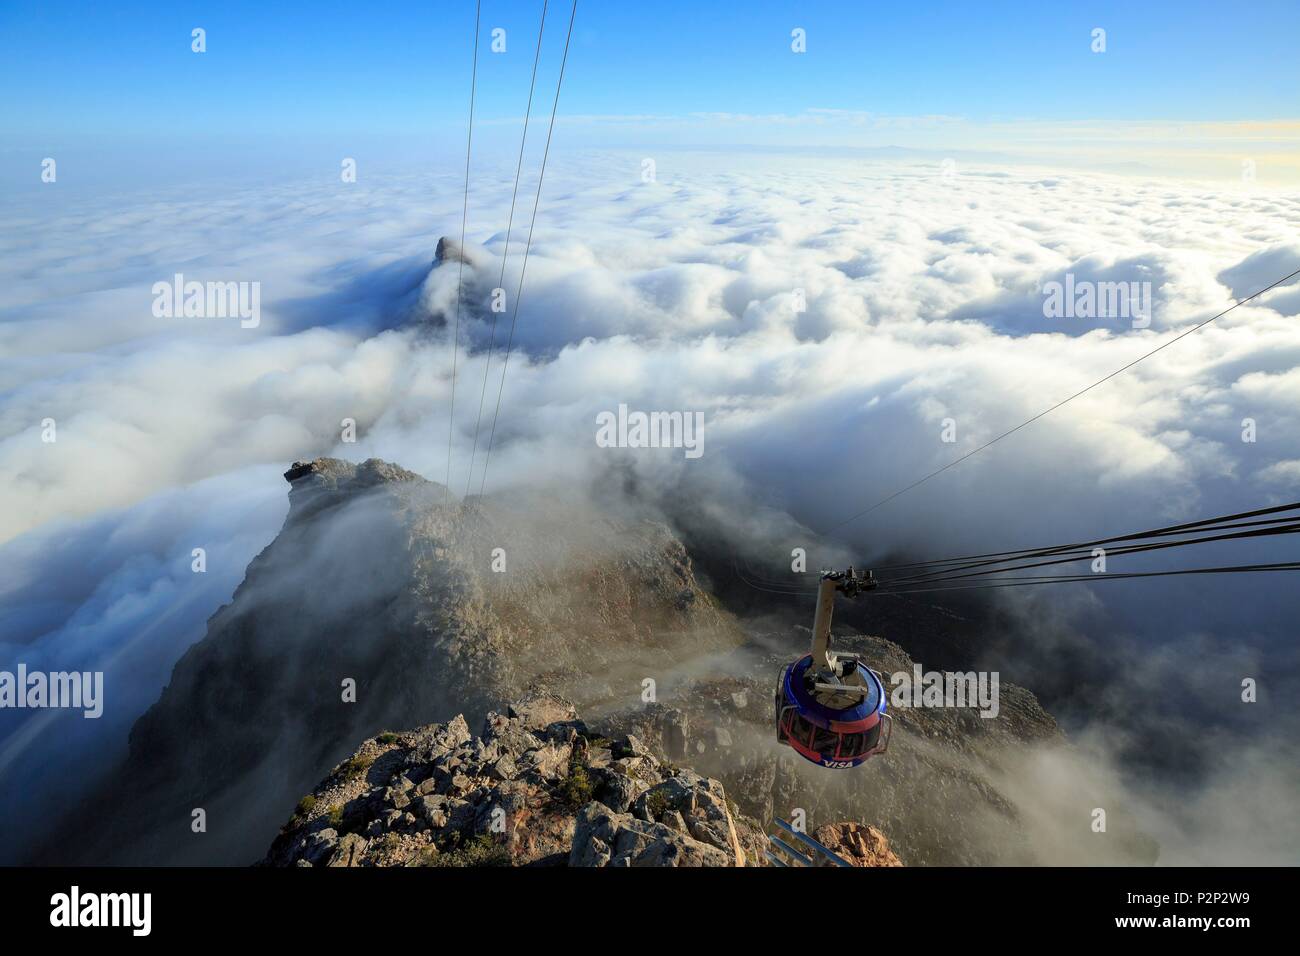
[44,457,740,865]
[263,692,773,867]
[43,455,1156,866]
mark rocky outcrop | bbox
[433,236,493,270]
[263,693,766,867]
[814,822,903,867]
[40,455,1154,867]
[401,237,496,329]
[43,457,740,865]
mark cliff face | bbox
[46,456,1154,866]
[48,458,740,865]
[263,692,769,867]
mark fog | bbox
[2,149,1298,863]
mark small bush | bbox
[561,763,595,807]
[426,834,510,868]
[339,754,374,781]
[294,795,317,819]
[556,743,596,807]
[644,788,670,820]
[376,732,399,746]
[326,804,344,828]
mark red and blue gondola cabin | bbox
[775,654,889,768]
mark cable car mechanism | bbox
[774,567,891,769]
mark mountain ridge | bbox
[35,455,1157,866]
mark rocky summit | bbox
[263,692,775,867]
[37,455,1156,867]
[42,456,738,865]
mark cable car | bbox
[774,568,892,769]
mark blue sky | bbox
[4,1,1298,133]
[2,1,1299,186]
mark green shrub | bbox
[426,834,510,867]
[555,742,596,808]
[339,754,374,781]
[561,762,595,807]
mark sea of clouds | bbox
[2,148,1298,862]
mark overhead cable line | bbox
[477,0,578,498]
[881,521,1300,587]
[465,0,549,498]
[444,0,482,505]
[818,267,1300,536]
[733,501,1300,599]
[874,561,1300,596]
[868,500,1300,573]
[879,503,1300,586]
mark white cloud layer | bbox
[2,149,1299,861]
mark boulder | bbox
[814,822,903,867]
[632,771,746,866]
[611,735,651,760]
[265,693,763,867]
[327,833,369,867]
[508,693,579,733]
[569,803,734,868]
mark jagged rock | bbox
[591,769,646,814]
[633,770,746,866]
[814,823,903,867]
[299,828,338,866]
[611,735,651,760]
[416,796,450,829]
[407,716,473,766]
[48,457,739,866]
[327,833,370,867]
[519,740,572,780]
[568,803,733,868]
[663,810,688,833]
[508,693,577,732]
[42,452,1114,868]
[434,237,493,270]
[656,707,690,759]
[264,694,763,867]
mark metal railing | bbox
[765,817,852,868]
